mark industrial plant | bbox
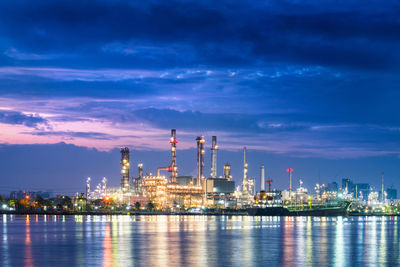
[85,129,238,210]
[81,129,400,216]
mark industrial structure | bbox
[196,136,205,187]
[223,163,232,180]
[120,147,130,192]
[83,128,397,213]
[242,147,249,195]
[169,129,178,182]
[210,136,218,178]
[260,165,265,192]
[84,129,240,210]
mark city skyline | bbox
[0,0,399,193]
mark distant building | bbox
[355,183,370,200]
[341,178,354,193]
[386,187,397,200]
[327,182,338,192]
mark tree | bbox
[134,202,141,210]
[60,196,72,209]
[147,202,155,211]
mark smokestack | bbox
[260,165,265,191]
[210,136,218,178]
[243,147,248,194]
[120,147,130,192]
[169,129,178,182]
[224,163,232,181]
[196,136,205,186]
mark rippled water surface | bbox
[0,215,399,266]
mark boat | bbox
[247,201,351,216]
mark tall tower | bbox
[210,136,218,178]
[223,163,232,181]
[138,164,143,179]
[86,177,91,198]
[242,147,248,194]
[286,168,293,192]
[169,129,178,182]
[196,136,205,186]
[260,165,265,192]
[134,163,144,196]
[381,171,385,202]
[120,147,130,192]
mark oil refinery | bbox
[82,129,399,215]
[85,129,238,210]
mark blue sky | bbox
[0,0,399,194]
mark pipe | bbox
[157,167,169,177]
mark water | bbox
[0,215,399,266]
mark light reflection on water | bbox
[0,215,399,266]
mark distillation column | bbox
[196,136,205,186]
[169,129,178,183]
[210,136,218,178]
[86,177,91,198]
[260,165,265,192]
[120,147,130,192]
[134,163,144,195]
[242,147,248,194]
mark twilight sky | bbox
[0,0,399,194]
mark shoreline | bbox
[1,211,399,217]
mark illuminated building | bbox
[120,147,130,192]
[142,175,203,209]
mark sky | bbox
[0,0,399,194]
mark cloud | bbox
[0,0,398,160]
[0,0,399,70]
[29,131,118,140]
[0,109,47,128]
[4,48,54,60]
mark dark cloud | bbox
[29,131,117,140]
[0,0,398,160]
[0,0,399,69]
[0,110,47,128]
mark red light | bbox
[286,168,293,172]
[169,139,179,143]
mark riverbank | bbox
[0,210,248,216]
[1,210,400,216]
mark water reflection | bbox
[0,215,399,266]
[25,215,33,267]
